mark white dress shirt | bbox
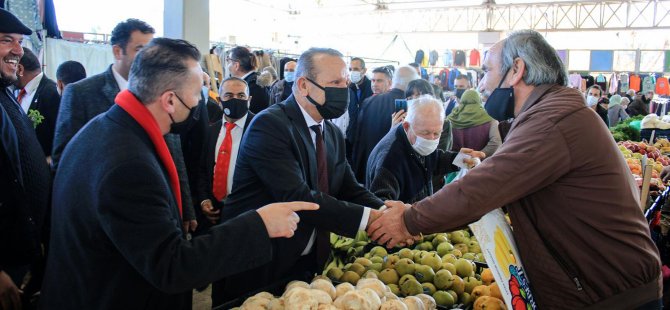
[213,114,248,198]
[17,72,44,114]
[296,103,371,255]
[112,66,128,91]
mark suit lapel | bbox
[103,65,121,108]
[284,97,319,190]
[28,76,47,111]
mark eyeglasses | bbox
[225,57,238,63]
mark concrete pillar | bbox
[163,0,210,56]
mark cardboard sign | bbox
[470,209,537,310]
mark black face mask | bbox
[169,93,201,135]
[304,77,349,119]
[221,98,249,119]
[484,69,515,121]
[455,88,466,99]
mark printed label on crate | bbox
[469,209,537,310]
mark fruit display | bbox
[325,230,506,309]
[232,276,442,310]
[654,138,670,155]
[618,141,668,192]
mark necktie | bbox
[311,124,331,270]
[212,122,236,201]
[16,88,26,104]
[310,124,329,194]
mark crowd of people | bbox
[0,7,664,310]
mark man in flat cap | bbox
[0,7,51,310]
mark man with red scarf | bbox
[40,38,318,309]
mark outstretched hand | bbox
[367,201,419,248]
[257,202,319,238]
[459,148,486,168]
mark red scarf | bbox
[115,90,182,218]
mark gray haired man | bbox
[369,29,662,309]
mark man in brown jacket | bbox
[368,30,662,309]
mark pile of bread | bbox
[233,277,439,310]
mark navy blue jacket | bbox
[351,88,406,182]
[218,95,383,302]
[41,105,273,309]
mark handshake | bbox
[366,201,420,249]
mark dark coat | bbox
[194,112,254,230]
[26,75,60,156]
[51,65,196,221]
[244,72,270,114]
[346,76,374,142]
[216,96,383,303]
[0,88,51,271]
[366,125,458,203]
[351,88,406,182]
[40,105,273,310]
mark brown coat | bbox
[404,84,661,309]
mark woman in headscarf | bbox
[607,95,629,127]
[441,89,501,184]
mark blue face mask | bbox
[484,69,515,121]
[284,72,295,83]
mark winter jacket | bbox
[404,84,661,309]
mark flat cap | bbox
[0,8,32,35]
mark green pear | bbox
[369,262,383,272]
[370,256,384,264]
[442,254,457,264]
[399,274,417,286]
[340,271,361,285]
[451,275,465,295]
[388,284,400,295]
[433,290,455,307]
[349,263,366,276]
[398,248,413,260]
[383,254,401,269]
[454,258,474,278]
[354,257,372,268]
[414,264,435,283]
[395,258,416,276]
[379,268,400,285]
[432,235,449,248]
[441,262,457,276]
[434,269,454,290]
[401,279,423,296]
[450,231,466,244]
[463,276,481,294]
[326,267,343,281]
[420,252,443,272]
[421,282,437,295]
[454,243,469,254]
[369,246,388,258]
[437,242,455,257]
[463,253,476,261]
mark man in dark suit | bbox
[13,47,60,162]
[195,77,254,231]
[50,18,199,231]
[55,60,86,95]
[40,37,318,310]
[226,46,270,114]
[215,47,386,305]
[332,57,374,162]
[351,65,419,182]
[0,9,51,309]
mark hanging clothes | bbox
[429,50,439,66]
[582,75,595,89]
[448,68,461,90]
[643,75,656,94]
[439,69,449,89]
[568,73,582,89]
[620,73,630,93]
[443,50,453,67]
[608,73,619,95]
[595,74,607,92]
[454,50,466,67]
[469,49,481,67]
[415,50,425,65]
[656,77,669,96]
[629,74,641,92]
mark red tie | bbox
[16,88,26,103]
[212,122,236,201]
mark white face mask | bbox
[350,71,362,84]
[411,130,440,156]
[586,95,598,107]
